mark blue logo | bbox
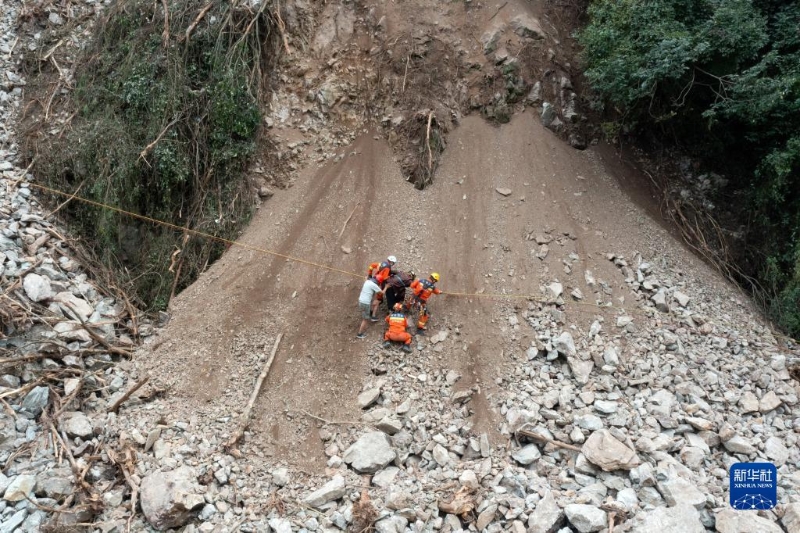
[730,462,777,510]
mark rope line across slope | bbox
[24,181,632,314]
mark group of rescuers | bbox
[357,255,442,353]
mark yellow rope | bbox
[26,181,630,313]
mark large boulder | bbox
[53,292,93,322]
[23,274,53,302]
[629,504,705,532]
[140,467,205,530]
[510,14,544,39]
[302,475,346,508]
[582,430,641,471]
[527,490,564,533]
[657,475,706,509]
[62,412,94,439]
[3,474,36,502]
[715,508,783,533]
[564,504,606,533]
[782,503,800,533]
[343,432,396,473]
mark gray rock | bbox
[575,414,604,431]
[496,187,513,197]
[358,388,381,409]
[22,274,53,302]
[62,412,93,439]
[21,510,47,533]
[629,504,705,533]
[615,487,638,511]
[564,504,606,533]
[527,490,564,533]
[344,432,396,473]
[3,474,35,502]
[511,444,541,465]
[715,508,783,533]
[35,469,72,500]
[764,436,789,466]
[480,27,502,54]
[554,331,575,356]
[476,503,498,531]
[459,470,479,490]
[20,386,49,418]
[602,347,619,366]
[54,292,94,322]
[373,467,399,489]
[268,518,293,533]
[657,475,706,509]
[376,417,403,435]
[652,288,669,312]
[433,444,450,466]
[375,515,408,533]
[739,392,759,413]
[0,510,27,533]
[140,467,205,530]
[0,375,20,388]
[782,503,800,533]
[673,291,690,307]
[510,14,544,39]
[593,400,618,414]
[542,103,556,127]
[759,391,781,412]
[385,487,410,510]
[723,435,756,455]
[568,358,594,385]
[303,475,346,508]
[272,467,290,487]
[582,430,640,471]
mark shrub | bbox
[29,0,281,309]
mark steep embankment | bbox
[127,109,799,531]
[3,0,799,532]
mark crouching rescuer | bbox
[410,272,441,332]
[383,303,413,353]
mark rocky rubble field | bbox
[1,0,800,532]
[93,254,799,533]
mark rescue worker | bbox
[410,272,442,332]
[383,303,412,353]
[367,256,397,287]
[356,277,383,338]
[384,271,416,312]
[367,255,397,308]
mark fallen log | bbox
[225,332,283,449]
[107,376,150,413]
[516,425,583,452]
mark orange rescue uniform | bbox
[411,279,441,302]
[384,312,412,345]
[368,262,394,287]
[410,278,441,330]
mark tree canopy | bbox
[580,0,800,337]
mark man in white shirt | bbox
[357,277,384,338]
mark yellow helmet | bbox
[430,272,440,282]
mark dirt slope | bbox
[136,110,748,469]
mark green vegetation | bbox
[580,0,800,338]
[32,0,279,309]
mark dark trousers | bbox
[386,287,405,312]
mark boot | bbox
[382,341,391,348]
[402,344,412,353]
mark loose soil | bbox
[137,110,753,469]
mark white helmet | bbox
[387,255,397,263]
